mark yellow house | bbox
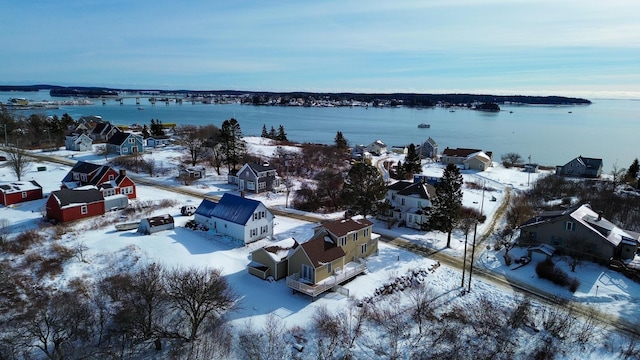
[286,217,379,299]
[248,238,299,280]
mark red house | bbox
[0,181,43,206]
[46,188,105,223]
[61,161,137,199]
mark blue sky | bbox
[2,0,639,98]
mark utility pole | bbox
[467,222,478,292]
[527,154,531,186]
[461,228,469,288]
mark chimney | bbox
[119,169,126,176]
[597,211,602,221]
[240,191,245,198]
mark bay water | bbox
[2,90,638,173]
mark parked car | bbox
[181,205,197,216]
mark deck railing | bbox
[286,261,366,298]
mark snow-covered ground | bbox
[4,137,640,358]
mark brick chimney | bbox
[119,169,126,176]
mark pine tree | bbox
[626,158,639,185]
[341,162,387,218]
[395,160,407,180]
[428,163,463,247]
[403,143,421,174]
[269,126,276,139]
[261,124,269,138]
[220,118,246,171]
[334,131,348,149]
[276,125,288,141]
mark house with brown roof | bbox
[441,147,493,170]
[285,217,379,299]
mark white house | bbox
[194,193,274,244]
[65,133,93,151]
[383,180,436,230]
[367,140,387,156]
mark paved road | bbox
[21,150,640,338]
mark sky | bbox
[2,0,640,98]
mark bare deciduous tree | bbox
[4,146,31,181]
[166,267,236,341]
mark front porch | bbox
[286,260,367,299]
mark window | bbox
[21,191,27,199]
[121,187,133,195]
[247,181,256,190]
[81,174,87,182]
[258,182,266,190]
[361,243,367,254]
[122,147,128,153]
[565,221,575,231]
[327,262,332,274]
[108,175,114,181]
[391,194,396,200]
[73,173,79,180]
[353,232,358,241]
[81,205,88,214]
[128,138,135,143]
[364,228,369,237]
[401,198,405,206]
[340,237,347,246]
[251,228,258,237]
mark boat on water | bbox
[417,123,430,129]
[138,107,144,110]
[115,222,140,231]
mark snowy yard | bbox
[2,137,640,358]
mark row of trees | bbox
[260,124,288,142]
[0,262,236,359]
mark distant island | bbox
[0,84,592,107]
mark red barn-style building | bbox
[0,181,43,206]
[46,188,105,223]
[61,161,137,199]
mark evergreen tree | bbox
[403,143,421,174]
[269,126,276,139]
[261,124,269,138]
[220,118,246,172]
[141,124,150,139]
[341,162,387,218]
[150,119,165,137]
[626,158,639,185]
[334,131,348,150]
[276,125,288,141]
[428,163,463,248]
[395,160,407,180]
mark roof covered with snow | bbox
[195,193,269,225]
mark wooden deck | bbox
[286,261,366,298]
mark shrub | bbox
[1,230,44,254]
[535,258,580,293]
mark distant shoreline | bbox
[0,84,591,106]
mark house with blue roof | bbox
[193,193,274,244]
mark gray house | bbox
[518,204,638,263]
[419,137,438,159]
[555,156,603,178]
[228,162,281,194]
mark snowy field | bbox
[3,137,640,358]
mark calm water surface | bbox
[2,91,638,173]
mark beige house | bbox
[248,238,299,280]
[286,218,379,299]
[441,147,493,170]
